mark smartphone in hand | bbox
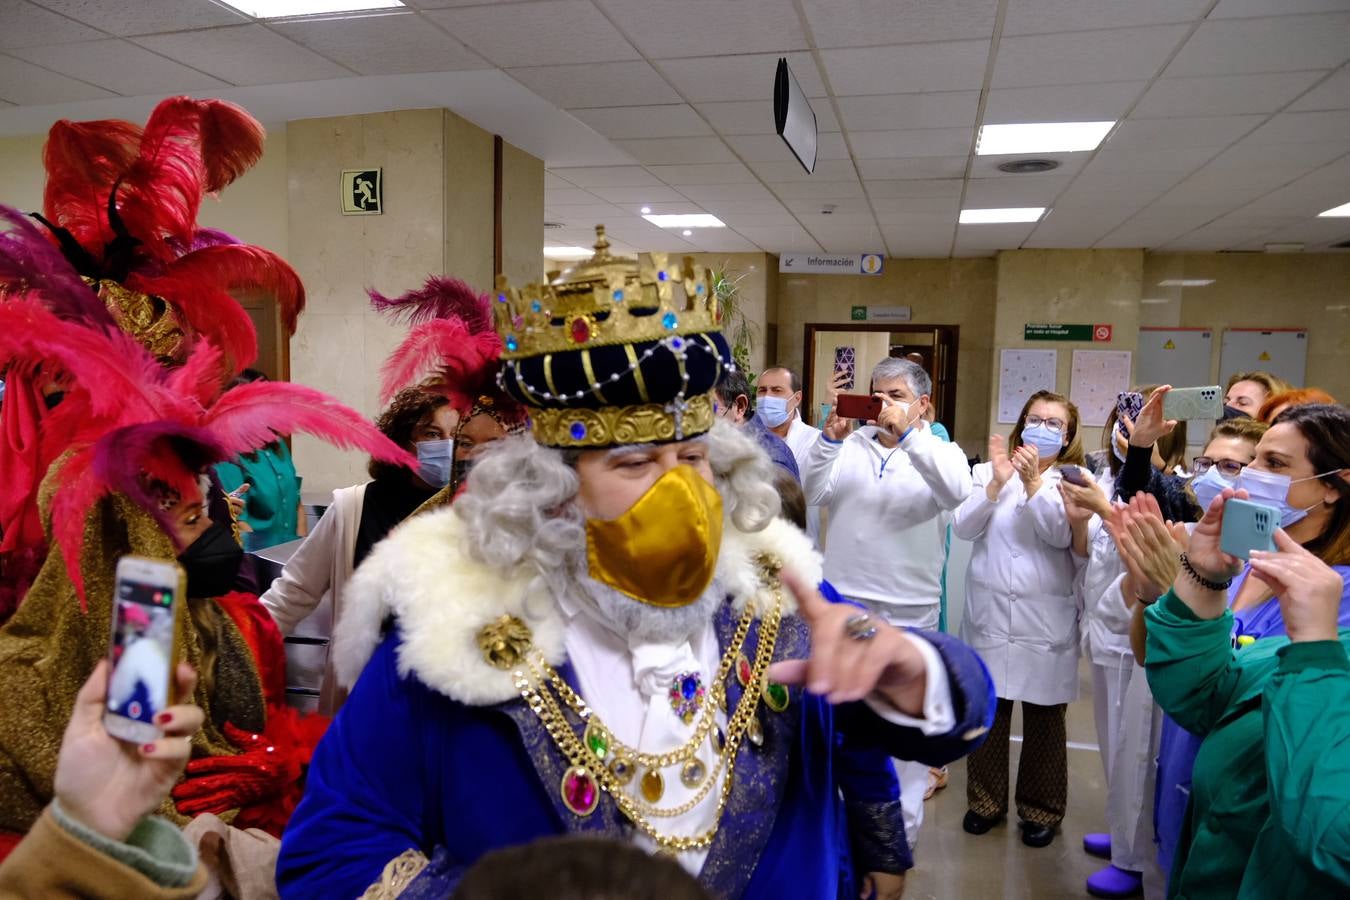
[1116,391,1144,424]
[104,556,184,745]
[1057,464,1090,487]
[834,393,883,422]
[1163,385,1223,421]
[833,346,855,392]
[1220,498,1278,561]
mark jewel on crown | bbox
[493,225,721,359]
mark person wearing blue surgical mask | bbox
[755,366,823,542]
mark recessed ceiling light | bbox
[976,122,1114,156]
[959,207,1046,224]
[643,214,725,229]
[1318,201,1350,217]
[640,206,652,214]
[218,0,402,17]
[543,245,592,260]
[682,229,693,236]
[1158,279,1215,287]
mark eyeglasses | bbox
[1024,415,1066,432]
[1192,457,1245,478]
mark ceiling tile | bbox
[865,178,964,199]
[1087,146,1220,174]
[963,175,1072,206]
[613,136,736,165]
[1164,14,1350,77]
[509,60,680,108]
[1205,140,1347,172]
[819,41,990,96]
[545,187,604,204]
[793,210,878,227]
[873,209,957,227]
[801,0,998,48]
[657,52,824,103]
[7,38,228,95]
[1150,170,1288,209]
[587,184,688,203]
[426,0,638,67]
[1003,0,1211,35]
[955,222,1036,249]
[548,166,663,187]
[678,183,780,204]
[733,225,822,251]
[596,0,807,57]
[696,99,839,135]
[994,25,1188,88]
[1290,67,1350,111]
[1051,188,1163,215]
[835,91,980,131]
[30,0,246,36]
[543,203,625,223]
[969,152,1090,179]
[983,81,1146,124]
[0,1,103,48]
[882,224,954,256]
[570,104,712,139]
[770,180,867,200]
[1070,170,1188,194]
[0,53,115,103]
[724,132,850,162]
[1133,72,1327,118]
[1243,110,1350,144]
[783,196,873,216]
[545,172,576,188]
[1106,115,1264,150]
[688,231,762,252]
[272,13,487,76]
[133,26,352,85]
[848,127,973,159]
[855,156,968,180]
[1210,0,1350,18]
[701,202,793,219]
[749,158,858,182]
[870,196,959,214]
[646,162,757,185]
[607,200,706,216]
[810,225,886,254]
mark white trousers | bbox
[1091,658,1132,784]
[1107,659,1166,895]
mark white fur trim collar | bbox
[334,509,821,706]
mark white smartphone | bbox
[104,556,185,745]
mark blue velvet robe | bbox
[277,585,994,899]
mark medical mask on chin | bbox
[1235,466,1331,528]
[1189,466,1235,513]
[416,438,454,488]
[1111,423,1129,463]
[756,396,792,428]
[1022,424,1065,460]
[586,465,724,608]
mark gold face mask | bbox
[585,465,724,608]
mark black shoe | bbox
[962,810,1002,835]
[1019,821,1056,848]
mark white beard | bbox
[568,571,726,646]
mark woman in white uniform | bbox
[955,390,1083,849]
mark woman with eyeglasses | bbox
[1114,403,1350,889]
[955,391,1085,849]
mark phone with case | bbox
[833,346,856,392]
[834,393,883,422]
[1163,385,1224,421]
[105,556,185,745]
[1116,391,1144,425]
[1057,464,1090,487]
[1220,498,1278,561]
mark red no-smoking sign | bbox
[1093,324,1113,342]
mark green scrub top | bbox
[215,440,302,552]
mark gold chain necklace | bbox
[514,588,785,852]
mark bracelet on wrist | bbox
[1180,552,1233,592]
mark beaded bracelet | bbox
[1180,552,1233,592]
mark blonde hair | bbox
[1225,371,1292,403]
[1009,390,1085,466]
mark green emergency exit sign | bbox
[1024,323,1093,341]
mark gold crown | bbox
[493,225,721,359]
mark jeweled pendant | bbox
[641,768,665,803]
[747,715,765,748]
[561,766,599,816]
[668,671,705,725]
[711,726,725,754]
[609,755,636,785]
[681,758,707,789]
[763,681,790,712]
[735,653,752,687]
[584,721,610,761]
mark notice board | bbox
[1135,327,1213,389]
[1219,328,1307,388]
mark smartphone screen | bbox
[833,346,856,392]
[107,575,176,730]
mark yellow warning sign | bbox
[1259,351,1271,361]
[1163,339,1176,350]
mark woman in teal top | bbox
[216,438,305,552]
[1118,484,1350,898]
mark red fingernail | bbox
[141,743,156,754]
[155,712,172,725]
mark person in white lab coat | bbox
[955,390,1084,849]
[756,366,823,541]
[802,356,974,848]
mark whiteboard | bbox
[1135,327,1213,389]
[1219,328,1307,388]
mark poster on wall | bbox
[1218,328,1307,389]
[998,348,1057,424]
[1070,350,1133,426]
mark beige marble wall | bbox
[775,258,998,449]
[500,140,545,292]
[1144,252,1350,400]
[443,110,495,294]
[990,249,1144,451]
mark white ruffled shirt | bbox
[559,582,955,876]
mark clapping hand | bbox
[1107,494,1187,604]
[1012,443,1042,495]
[1250,531,1344,643]
[767,568,927,715]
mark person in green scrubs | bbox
[215,371,306,552]
[1117,486,1350,899]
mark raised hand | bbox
[54,661,203,842]
[1250,530,1345,643]
[823,404,856,442]
[1129,386,1178,449]
[874,393,922,439]
[989,434,1014,487]
[1059,478,1110,523]
[1108,494,1183,603]
[1185,487,1246,585]
[767,568,927,715]
[828,369,852,403]
[1012,443,1042,494]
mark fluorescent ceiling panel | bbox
[959,207,1046,224]
[1157,279,1216,286]
[643,214,727,228]
[219,0,402,18]
[1318,201,1350,217]
[976,121,1114,155]
[543,245,593,260]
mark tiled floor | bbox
[904,661,1111,900]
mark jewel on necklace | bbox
[584,722,610,761]
[641,769,665,803]
[735,653,752,688]
[712,726,725,754]
[747,715,765,748]
[609,755,636,785]
[668,671,705,725]
[681,758,707,789]
[561,766,599,816]
[762,681,790,713]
